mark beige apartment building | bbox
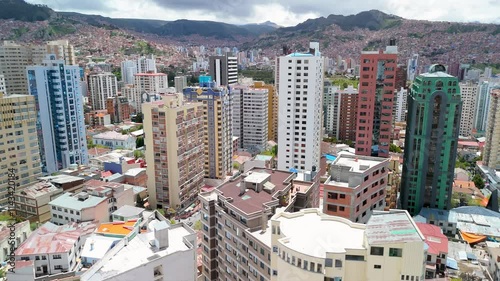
[0,92,42,205]
[0,40,76,95]
[254,81,277,142]
[199,167,320,281]
[87,72,118,111]
[143,93,205,210]
[484,89,500,170]
[458,81,478,137]
[14,181,63,223]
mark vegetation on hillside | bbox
[240,69,274,84]
[0,0,53,22]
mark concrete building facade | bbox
[174,76,187,93]
[277,42,324,172]
[87,72,118,111]
[143,93,205,210]
[323,154,389,223]
[484,89,500,170]
[355,44,398,157]
[473,81,493,135]
[459,81,478,137]
[15,181,63,223]
[209,54,238,86]
[401,64,462,216]
[27,55,88,174]
[253,81,276,142]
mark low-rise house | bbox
[15,181,64,223]
[49,192,109,225]
[112,205,145,222]
[0,220,31,262]
[416,223,448,278]
[123,168,147,187]
[14,221,97,278]
[92,131,136,150]
[82,180,135,219]
[89,150,134,171]
[38,175,85,193]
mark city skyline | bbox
[26,0,500,27]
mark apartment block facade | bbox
[87,72,118,111]
[323,154,389,223]
[0,93,42,204]
[209,54,238,86]
[233,85,269,154]
[483,89,500,170]
[143,93,205,210]
[355,44,398,157]
[27,55,88,174]
[253,81,276,142]
[277,42,324,172]
[183,80,233,179]
[401,65,462,216]
[15,181,63,223]
[458,81,478,137]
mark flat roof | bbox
[286,53,313,57]
[275,209,365,257]
[112,205,145,218]
[333,155,387,173]
[255,155,273,161]
[93,131,132,141]
[420,72,454,78]
[85,225,192,281]
[217,168,293,214]
[49,192,107,211]
[39,174,84,184]
[96,220,138,236]
[16,221,97,255]
[81,235,120,260]
[16,181,61,198]
[366,211,423,244]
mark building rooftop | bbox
[93,131,132,141]
[274,209,365,258]
[286,53,314,57]
[112,205,145,218]
[333,155,387,173]
[420,72,454,78]
[96,219,139,236]
[49,192,108,211]
[255,155,273,162]
[38,174,84,185]
[16,181,60,198]
[16,221,97,255]
[135,73,167,76]
[92,152,134,164]
[83,222,193,281]
[0,221,29,241]
[81,235,120,261]
[216,168,294,214]
[123,167,146,177]
[416,223,448,255]
[365,210,423,245]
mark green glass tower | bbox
[401,64,462,216]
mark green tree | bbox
[193,220,202,231]
[133,112,143,123]
[472,174,485,189]
[133,150,144,159]
[389,143,402,153]
[233,162,240,170]
[271,145,278,157]
[87,138,96,149]
[136,136,144,148]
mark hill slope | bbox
[0,0,54,22]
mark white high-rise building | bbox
[27,55,88,174]
[484,89,500,170]
[174,76,187,93]
[459,81,479,137]
[233,85,268,153]
[88,72,118,110]
[120,60,137,84]
[277,42,324,172]
[474,81,494,134]
[137,55,156,73]
[323,82,340,137]
[394,87,408,123]
[134,73,168,94]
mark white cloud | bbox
[25,0,500,26]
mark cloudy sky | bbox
[26,0,500,26]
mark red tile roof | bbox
[416,223,448,255]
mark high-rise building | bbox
[277,42,324,172]
[209,54,238,86]
[183,77,233,179]
[233,85,268,153]
[458,81,478,137]
[474,81,493,135]
[199,167,320,281]
[0,74,5,93]
[394,87,408,123]
[253,81,276,141]
[323,83,358,141]
[143,93,205,210]
[137,54,156,73]
[0,92,42,204]
[134,72,168,94]
[483,89,500,170]
[106,96,132,123]
[323,154,389,223]
[27,55,88,174]
[400,64,462,216]
[120,60,137,84]
[0,40,76,95]
[396,64,407,89]
[122,84,140,113]
[355,43,398,157]
[407,54,419,81]
[87,72,118,110]
[174,76,187,93]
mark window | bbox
[325,258,333,267]
[389,248,403,257]
[335,259,342,267]
[345,255,364,261]
[370,247,384,256]
[339,194,345,199]
[53,254,62,259]
[374,265,382,269]
[54,265,62,270]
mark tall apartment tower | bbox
[253,81,276,141]
[474,81,493,135]
[459,81,478,137]
[355,42,398,157]
[183,77,233,179]
[400,64,462,216]
[0,74,5,93]
[27,55,88,174]
[277,42,324,172]
[143,93,205,210]
[233,85,269,153]
[483,89,500,170]
[134,73,168,94]
[0,92,42,204]
[209,54,238,86]
[0,41,31,95]
[174,76,187,93]
[31,40,76,66]
[323,83,358,141]
[120,60,137,84]
[87,72,118,110]
[137,55,157,73]
[394,87,408,123]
